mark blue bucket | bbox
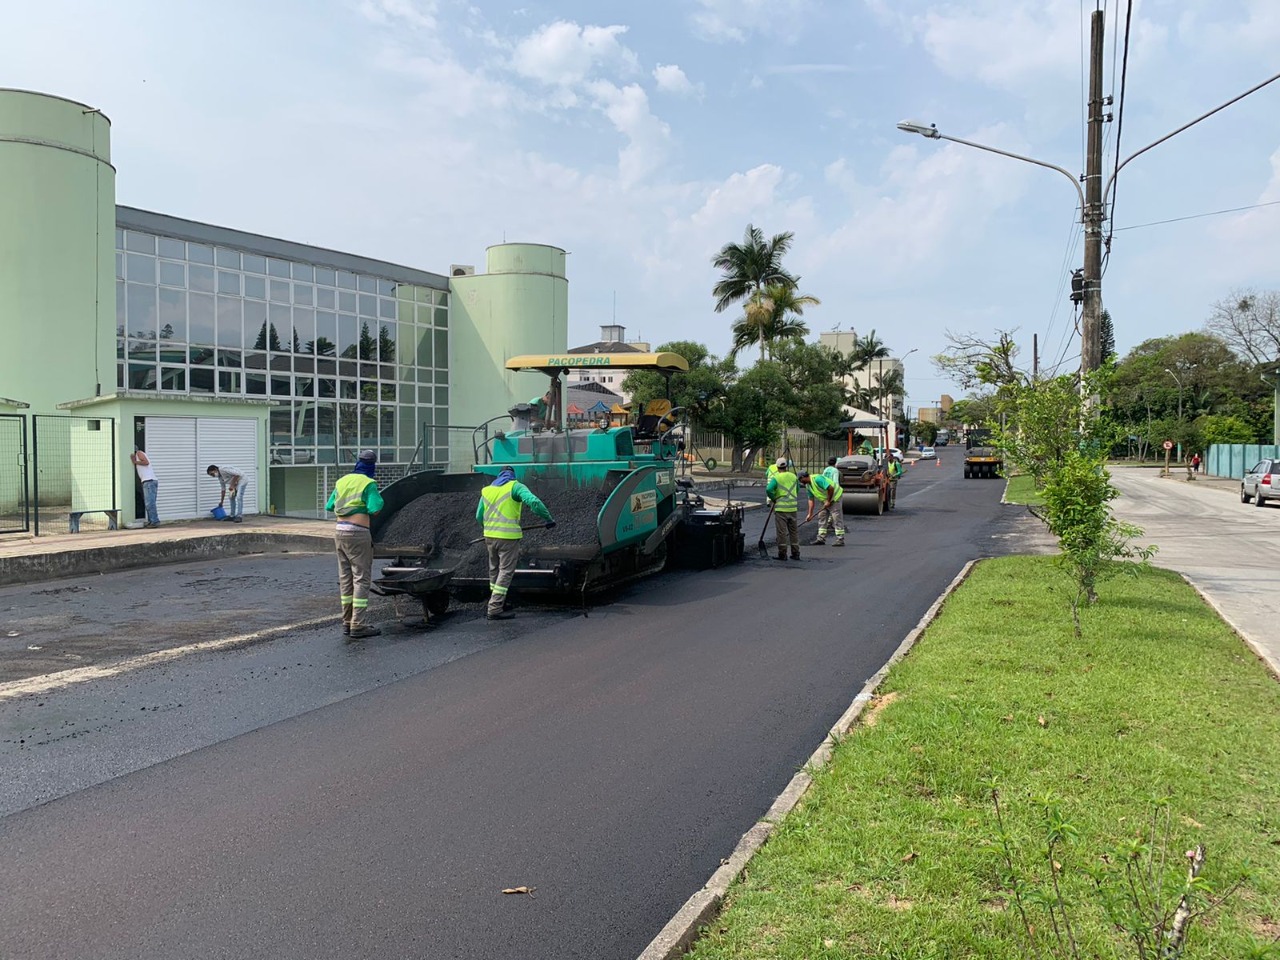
[210,506,228,520]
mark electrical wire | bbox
[1102,0,1134,278]
[1112,199,1280,231]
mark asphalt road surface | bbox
[0,456,1038,960]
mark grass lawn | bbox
[688,557,1280,959]
[1003,473,1044,506]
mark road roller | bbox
[835,418,894,516]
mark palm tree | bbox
[849,330,890,373]
[729,284,821,361]
[712,224,799,359]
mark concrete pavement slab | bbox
[1110,465,1280,677]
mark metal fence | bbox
[32,415,118,535]
[0,414,29,534]
[1206,443,1280,479]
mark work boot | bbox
[487,610,515,621]
[834,538,846,547]
[347,625,382,639]
[342,624,351,636]
[775,552,787,561]
[809,537,826,546]
[790,551,801,561]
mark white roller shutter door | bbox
[144,418,198,520]
[195,418,259,516]
[143,416,259,520]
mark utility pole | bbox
[1033,333,1039,380]
[1081,8,1107,376]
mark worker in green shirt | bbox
[822,456,840,484]
[858,437,875,456]
[765,457,801,561]
[886,453,904,509]
[476,466,555,620]
[799,468,845,546]
[325,448,386,639]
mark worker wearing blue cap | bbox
[476,466,554,621]
[325,449,385,639]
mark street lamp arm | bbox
[1104,68,1280,204]
[934,133,1085,218]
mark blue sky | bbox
[6,0,1279,407]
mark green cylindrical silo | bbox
[449,243,569,434]
[0,89,116,412]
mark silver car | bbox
[1240,458,1280,507]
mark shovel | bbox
[756,502,776,554]
[468,523,554,547]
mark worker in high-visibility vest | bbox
[886,453,904,508]
[799,469,845,547]
[476,466,554,620]
[765,457,801,561]
[325,448,385,639]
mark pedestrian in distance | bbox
[1192,452,1202,474]
[206,464,246,522]
[766,457,801,561]
[799,468,845,546]
[325,449,385,640]
[131,448,160,528]
[477,465,554,621]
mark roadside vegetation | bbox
[688,557,1280,960]
[1003,474,1043,507]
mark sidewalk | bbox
[1109,464,1280,676]
[0,515,333,587]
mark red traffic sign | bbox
[1163,440,1174,450]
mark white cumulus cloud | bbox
[511,21,639,87]
[653,63,698,97]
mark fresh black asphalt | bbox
[0,455,1035,959]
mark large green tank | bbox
[0,89,116,412]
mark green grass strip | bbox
[689,557,1280,959]
[1003,473,1044,506]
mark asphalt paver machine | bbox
[368,352,744,621]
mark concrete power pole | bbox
[1081,8,1107,376]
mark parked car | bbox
[919,446,937,461]
[1240,458,1280,507]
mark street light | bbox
[897,64,1280,377]
[877,347,919,448]
[1165,367,1184,462]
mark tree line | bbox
[621,224,907,470]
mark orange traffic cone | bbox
[936,456,942,468]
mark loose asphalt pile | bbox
[375,482,615,579]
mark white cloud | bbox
[357,0,438,30]
[511,21,639,87]
[585,80,670,186]
[690,0,813,43]
[653,63,699,97]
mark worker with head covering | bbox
[886,452,904,508]
[325,449,385,639]
[765,457,801,561]
[476,466,555,621]
[799,468,845,546]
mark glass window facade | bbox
[116,229,450,466]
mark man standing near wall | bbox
[325,449,384,640]
[131,449,160,528]
[206,464,247,522]
[477,466,554,621]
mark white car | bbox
[1241,458,1280,507]
[919,446,937,460]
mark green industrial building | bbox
[0,88,567,532]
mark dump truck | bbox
[367,351,745,622]
[963,428,1002,479]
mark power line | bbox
[1103,0,1134,277]
[1112,198,1280,231]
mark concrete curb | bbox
[0,532,333,588]
[636,558,981,960]
[1177,573,1280,683]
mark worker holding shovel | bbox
[476,466,555,621]
[800,469,845,547]
[765,457,801,562]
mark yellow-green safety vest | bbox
[772,471,799,512]
[332,474,376,517]
[481,481,524,539]
[809,474,843,502]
